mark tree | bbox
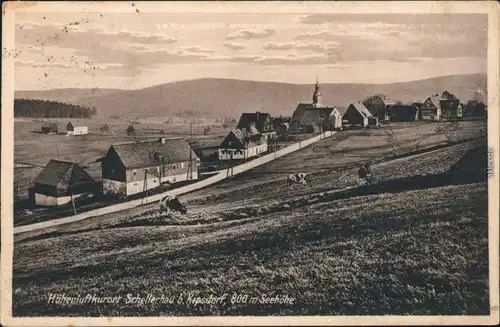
[203,125,211,135]
[100,124,109,133]
[126,125,135,138]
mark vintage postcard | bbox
[1,1,499,326]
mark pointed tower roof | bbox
[312,77,322,106]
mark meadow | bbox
[12,119,489,316]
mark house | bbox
[41,123,58,134]
[388,104,419,122]
[101,137,199,198]
[363,95,389,121]
[439,91,460,118]
[189,136,224,160]
[465,100,487,117]
[420,95,442,120]
[30,159,98,206]
[276,122,290,138]
[236,111,275,140]
[342,102,378,128]
[66,122,89,135]
[218,129,268,161]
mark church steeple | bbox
[312,77,322,107]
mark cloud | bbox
[225,28,276,40]
[178,46,213,54]
[263,42,340,53]
[223,42,246,51]
[297,14,487,26]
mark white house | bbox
[67,122,89,135]
[218,130,268,161]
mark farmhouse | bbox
[388,104,420,122]
[439,91,461,118]
[218,129,267,160]
[66,122,89,136]
[342,102,378,128]
[236,111,276,140]
[41,123,58,134]
[420,95,442,120]
[101,137,199,198]
[362,95,391,121]
[29,159,98,206]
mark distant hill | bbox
[15,73,487,119]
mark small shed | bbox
[41,123,58,134]
[32,159,97,206]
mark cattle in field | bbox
[287,173,307,186]
[159,194,187,215]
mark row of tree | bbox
[14,99,97,118]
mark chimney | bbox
[159,137,166,144]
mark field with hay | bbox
[12,118,489,316]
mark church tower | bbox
[312,77,322,107]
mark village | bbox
[13,79,487,225]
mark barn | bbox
[342,102,378,128]
[388,104,420,122]
[30,159,98,206]
[41,123,58,134]
[66,122,89,135]
[219,129,267,160]
[101,137,199,198]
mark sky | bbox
[14,12,487,90]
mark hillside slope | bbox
[13,135,489,316]
[15,73,487,118]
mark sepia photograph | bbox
[1,1,499,326]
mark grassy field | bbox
[12,119,489,316]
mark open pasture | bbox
[13,137,489,315]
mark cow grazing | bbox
[159,194,187,215]
[287,173,307,186]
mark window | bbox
[133,170,137,176]
[181,163,184,169]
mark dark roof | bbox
[293,103,338,123]
[236,112,271,132]
[220,129,263,149]
[189,136,224,149]
[41,122,58,129]
[348,102,373,117]
[35,159,94,187]
[111,138,198,169]
[292,103,312,122]
[301,107,335,124]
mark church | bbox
[290,78,343,133]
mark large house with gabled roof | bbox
[101,137,199,197]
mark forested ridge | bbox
[14,99,97,118]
